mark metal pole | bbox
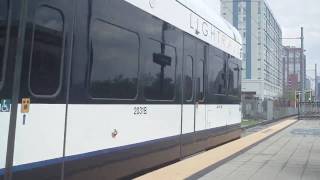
[316,64,318,101]
[301,27,305,102]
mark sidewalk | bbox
[199,120,320,180]
[135,119,297,180]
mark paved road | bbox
[199,120,320,180]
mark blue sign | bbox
[0,99,11,112]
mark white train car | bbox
[0,0,242,179]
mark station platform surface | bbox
[136,118,301,180]
[200,119,320,180]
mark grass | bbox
[241,119,261,128]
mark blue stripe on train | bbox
[9,134,179,173]
[0,168,4,175]
[12,158,63,173]
[5,124,240,174]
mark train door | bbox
[0,0,14,178]
[6,0,75,179]
[181,35,196,157]
[194,43,206,152]
[181,35,206,157]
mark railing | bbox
[242,98,298,121]
[298,102,320,120]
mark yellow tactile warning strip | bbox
[135,119,297,180]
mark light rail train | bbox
[0,0,242,179]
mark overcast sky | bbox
[203,0,221,13]
[203,0,319,76]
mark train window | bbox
[208,48,227,95]
[29,7,64,96]
[228,61,241,97]
[89,20,139,99]
[196,45,206,101]
[184,55,193,101]
[0,0,8,85]
[144,39,176,100]
[197,60,204,101]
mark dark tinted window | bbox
[184,55,193,101]
[0,0,8,84]
[197,60,205,100]
[208,48,227,95]
[29,7,64,96]
[196,45,206,101]
[144,40,176,100]
[89,20,139,99]
[228,61,241,97]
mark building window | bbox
[144,39,176,100]
[29,6,64,96]
[89,20,140,99]
[243,7,246,13]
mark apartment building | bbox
[221,0,283,99]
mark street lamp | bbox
[281,27,305,102]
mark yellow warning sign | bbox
[21,98,30,113]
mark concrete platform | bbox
[200,120,320,180]
[135,119,297,180]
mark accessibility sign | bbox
[0,99,11,112]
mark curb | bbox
[241,115,298,130]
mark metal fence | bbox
[242,98,298,122]
[298,102,320,120]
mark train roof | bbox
[125,0,243,59]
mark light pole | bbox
[281,27,305,102]
[315,64,318,101]
[301,27,305,102]
[306,65,318,102]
